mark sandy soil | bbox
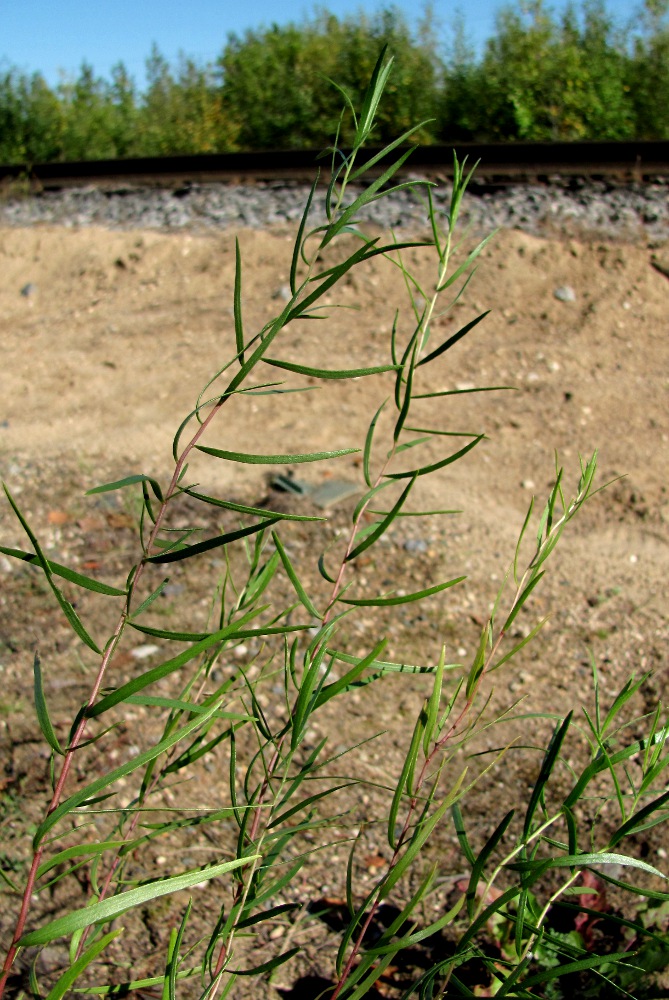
[0,217,668,996]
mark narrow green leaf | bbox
[314,639,387,709]
[436,232,496,292]
[385,434,483,479]
[37,842,126,881]
[417,311,490,368]
[503,572,545,632]
[507,852,667,880]
[234,237,245,366]
[524,713,572,837]
[263,358,397,379]
[3,485,101,653]
[452,803,476,865]
[609,789,669,848]
[290,176,317,293]
[86,474,163,502]
[388,712,425,849]
[227,948,300,976]
[45,930,121,1000]
[183,488,323,521]
[132,579,169,618]
[196,445,358,465]
[90,608,262,716]
[0,545,126,596]
[147,516,281,564]
[272,531,321,618]
[363,398,388,488]
[341,575,464,606]
[466,811,515,917]
[33,653,64,756]
[423,646,446,756]
[346,475,417,562]
[519,951,633,989]
[34,700,225,847]
[20,856,256,946]
[126,695,251,721]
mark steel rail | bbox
[1,141,668,191]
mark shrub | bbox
[1,51,668,1000]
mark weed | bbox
[1,51,668,1000]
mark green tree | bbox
[441,0,634,141]
[135,46,236,155]
[58,62,119,160]
[218,7,440,150]
[627,0,669,137]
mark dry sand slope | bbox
[0,219,668,991]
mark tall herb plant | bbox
[1,51,668,1000]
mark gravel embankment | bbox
[1,178,668,241]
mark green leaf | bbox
[341,575,464,606]
[271,531,321,618]
[20,857,256,946]
[524,713,572,838]
[363,398,387,487]
[196,445,358,465]
[132,579,169,618]
[436,232,496,293]
[45,930,121,1000]
[126,695,252,721]
[564,729,669,809]
[290,176,317,294]
[519,951,632,990]
[346,475,417,562]
[466,810,515,917]
[146,516,281,564]
[86,474,163,502]
[37,842,126,881]
[385,434,483,479]
[234,236,245,366]
[388,711,425,849]
[90,608,262,716]
[33,700,226,847]
[314,640,387,709]
[416,312,490,368]
[183,488,323,521]
[3,485,101,653]
[33,653,64,756]
[609,789,669,848]
[227,948,300,976]
[452,803,476,865]
[263,358,397,379]
[0,545,126,597]
[507,852,667,880]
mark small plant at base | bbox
[1,50,668,1000]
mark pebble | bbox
[554,285,576,302]
[20,282,37,297]
[130,643,160,660]
[403,538,428,553]
[1,180,667,240]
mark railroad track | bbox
[1,141,668,192]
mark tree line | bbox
[1,0,668,165]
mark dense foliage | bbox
[1,0,668,164]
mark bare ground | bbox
[0,219,668,996]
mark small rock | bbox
[130,644,160,660]
[273,284,292,302]
[403,538,428,553]
[553,285,576,302]
[20,282,37,297]
[521,479,536,490]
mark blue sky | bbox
[1,0,639,90]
